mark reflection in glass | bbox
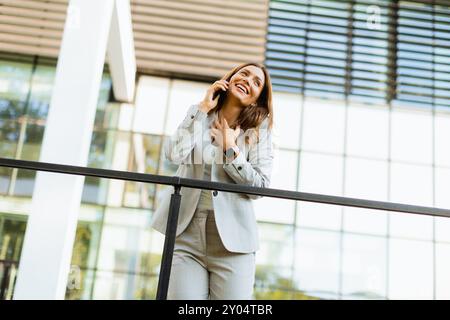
[0,215,26,300]
[294,228,340,299]
[93,74,113,130]
[96,208,153,273]
[299,152,343,196]
[346,105,389,159]
[390,162,433,206]
[256,149,297,224]
[388,238,433,299]
[436,243,450,299]
[341,234,387,299]
[165,79,210,136]
[345,157,388,201]
[82,130,113,205]
[0,100,26,122]
[391,110,433,165]
[297,202,341,231]
[301,99,345,154]
[124,134,161,209]
[434,112,450,167]
[133,76,169,135]
[272,92,302,150]
[0,216,27,261]
[255,223,301,300]
[343,208,387,237]
[0,60,32,120]
[66,221,101,300]
[13,123,44,196]
[26,64,55,120]
[0,120,20,193]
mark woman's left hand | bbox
[211,118,240,152]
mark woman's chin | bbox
[229,92,247,105]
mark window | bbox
[391,108,433,165]
[345,157,388,201]
[272,91,302,150]
[266,0,450,107]
[299,152,343,196]
[388,239,433,299]
[294,228,340,299]
[341,234,387,299]
[301,98,346,154]
[133,76,170,135]
[255,149,297,224]
[346,104,389,159]
[165,80,209,135]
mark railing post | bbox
[156,184,182,300]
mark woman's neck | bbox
[219,99,242,128]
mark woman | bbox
[152,62,274,300]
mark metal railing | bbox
[1,157,450,300]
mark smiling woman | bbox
[203,62,273,135]
[151,62,275,300]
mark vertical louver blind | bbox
[266,0,450,107]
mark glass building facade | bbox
[1,0,450,300]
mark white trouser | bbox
[167,207,256,300]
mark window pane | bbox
[436,243,450,299]
[391,108,433,165]
[256,149,297,224]
[13,122,44,197]
[66,221,102,300]
[0,60,32,120]
[106,131,131,207]
[123,134,161,209]
[343,208,387,236]
[133,76,169,135]
[297,202,342,231]
[96,207,153,276]
[294,228,340,299]
[435,167,450,242]
[26,64,55,120]
[165,80,209,135]
[91,270,127,299]
[389,163,433,240]
[342,234,387,299]
[81,130,115,205]
[0,120,20,193]
[0,216,27,261]
[346,104,389,159]
[390,162,433,206]
[301,98,346,154]
[272,91,302,150]
[345,157,388,201]
[435,111,450,167]
[93,74,113,129]
[299,152,343,196]
[388,239,433,299]
[256,223,293,268]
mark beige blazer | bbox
[151,103,274,253]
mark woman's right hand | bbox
[199,80,229,113]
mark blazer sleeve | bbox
[164,103,207,164]
[222,118,274,200]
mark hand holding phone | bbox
[199,80,229,113]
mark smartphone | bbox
[213,84,228,100]
[212,89,222,100]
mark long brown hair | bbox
[207,62,274,144]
